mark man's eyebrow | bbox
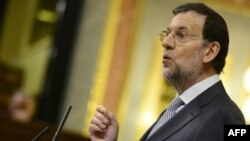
[177,26,189,31]
[165,26,189,32]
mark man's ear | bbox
[203,42,220,63]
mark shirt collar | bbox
[179,74,220,105]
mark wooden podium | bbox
[0,119,90,141]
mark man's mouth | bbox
[162,54,172,63]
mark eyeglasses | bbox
[159,30,202,43]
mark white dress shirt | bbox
[176,74,220,112]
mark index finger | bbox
[96,105,117,122]
[96,105,107,114]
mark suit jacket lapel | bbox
[139,100,200,141]
[140,81,223,141]
[147,99,200,141]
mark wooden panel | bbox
[103,0,138,112]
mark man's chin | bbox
[162,68,172,78]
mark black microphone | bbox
[52,105,72,141]
[32,126,49,141]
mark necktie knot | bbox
[166,97,184,116]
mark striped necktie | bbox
[147,97,184,138]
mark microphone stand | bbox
[32,126,49,141]
[52,105,72,141]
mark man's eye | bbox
[176,31,187,39]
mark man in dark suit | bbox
[88,2,245,141]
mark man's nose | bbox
[162,34,175,50]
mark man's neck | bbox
[170,71,217,94]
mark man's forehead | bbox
[167,11,206,32]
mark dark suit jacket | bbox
[140,81,245,141]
